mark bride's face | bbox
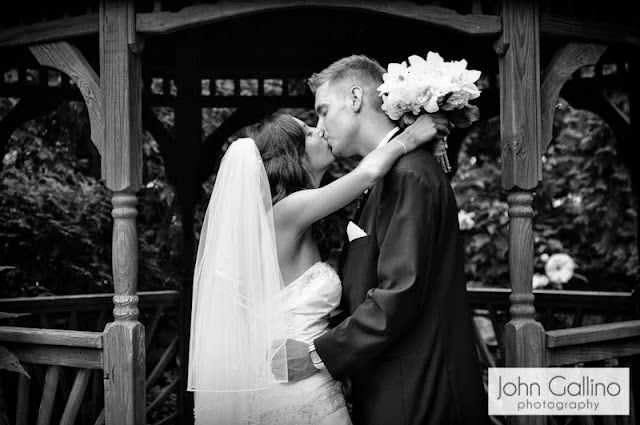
[293,117,335,174]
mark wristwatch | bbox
[308,342,326,370]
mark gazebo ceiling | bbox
[1,1,635,79]
[1,7,499,77]
[143,8,499,77]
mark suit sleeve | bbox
[314,166,437,380]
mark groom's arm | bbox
[314,163,437,380]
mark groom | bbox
[285,55,488,425]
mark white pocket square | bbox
[347,221,368,242]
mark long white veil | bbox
[188,138,289,424]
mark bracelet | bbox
[308,342,326,370]
[394,139,408,155]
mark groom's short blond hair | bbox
[308,55,385,107]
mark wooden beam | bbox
[546,320,640,348]
[547,336,640,366]
[497,5,545,425]
[16,373,31,425]
[561,80,630,144]
[100,0,143,192]
[0,327,103,349]
[540,43,607,151]
[497,1,542,190]
[6,344,103,369]
[467,288,633,313]
[0,290,180,313]
[136,1,502,37]
[197,101,280,183]
[146,93,313,108]
[37,365,60,425]
[540,13,640,48]
[2,7,640,50]
[142,104,179,185]
[100,2,146,425]
[0,14,98,48]
[59,369,92,425]
[174,29,201,425]
[29,41,104,156]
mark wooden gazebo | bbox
[0,1,639,424]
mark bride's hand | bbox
[400,113,450,151]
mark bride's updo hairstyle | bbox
[253,113,313,205]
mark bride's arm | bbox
[275,113,448,234]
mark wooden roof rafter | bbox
[0,3,638,51]
[135,1,502,37]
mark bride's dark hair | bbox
[253,113,328,252]
[253,113,314,205]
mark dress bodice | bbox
[280,262,342,344]
[257,262,351,425]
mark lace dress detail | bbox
[257,262,351,425]
[259,381,346,425]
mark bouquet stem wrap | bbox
[402,113,452,173]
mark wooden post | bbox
[99,1,145,424]
[630,56,640,423]
[496,1,545,424]
[175,29,202,425]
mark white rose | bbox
[458,210,476,230]
[532,273,550,289]
[545,253,576,285]
[377,61,409,95]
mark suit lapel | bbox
[337,129,402,276]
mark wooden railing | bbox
[545,321,640,425]
[468,287,639,425]
[2,288,637,424]
[0,290,181,425]
[0,327,102,425]
[468,287,638,363]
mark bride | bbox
[188,112,447,424]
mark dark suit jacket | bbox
[315,147,488,425]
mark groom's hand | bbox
[280,339,318,382]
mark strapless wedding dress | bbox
[259,262,352,425]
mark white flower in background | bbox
[458,210,476,231]
[544,253,576,285]
[532,273,550,289]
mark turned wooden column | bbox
[496,1,545,424]
[100,0,145,424]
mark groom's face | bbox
[314,82,358,158]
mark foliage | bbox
[453,99,638,291]
[452,116,510,287]
[0,81,637,298]
[0,99,181,297]
[533,101,638,290]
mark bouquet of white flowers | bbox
[377,52,482,172]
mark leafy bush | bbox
[1,89,637,297]
[453,99,638,291]
[0,99,181,296]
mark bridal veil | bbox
[188,137,289,424]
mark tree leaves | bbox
[0,346,30,378]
